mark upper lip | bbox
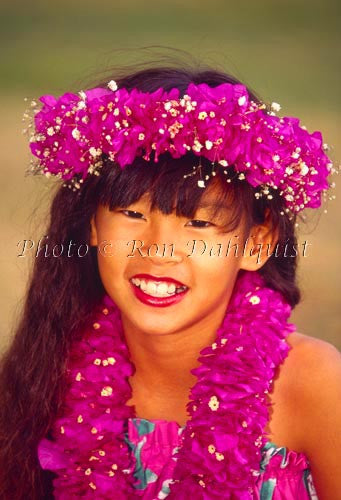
[130,273,187,287]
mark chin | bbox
[126,314,184,337]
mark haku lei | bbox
[24,81,336,215]
[38,270,296,499]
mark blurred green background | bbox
[1,0,340,351]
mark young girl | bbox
[1,63,340,500]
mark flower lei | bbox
[24,81,336,215]
[38,270,295,499]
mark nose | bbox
[141,218,185,264]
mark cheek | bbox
[193,239,242,274]
[96,243,129,290]
[192,253,240,295]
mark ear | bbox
[90,215,98,246]
[240,209,279,271]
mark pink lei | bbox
[37,269,295,499]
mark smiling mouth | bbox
[130,277,188,298]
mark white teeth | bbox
[146,281,157,295]
[131,278,186,298]
[155,282,170,294]
[167,283,176,294]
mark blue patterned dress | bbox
[124,417,319,499]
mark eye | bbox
[186,219,214,228]
[119,210,145,219]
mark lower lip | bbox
[130,282,189,307]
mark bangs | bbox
[87,152,260,234]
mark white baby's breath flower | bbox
[285,194,294,202]
[89,147,102,157]
[108,80,118,91]
[72,128,81,140]
[300,162,309,176]
[271,102,281,112]
[77,100,86,110]
[238,96,246,106]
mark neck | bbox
[121,305,227,395]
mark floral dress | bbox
[124,417,319,499]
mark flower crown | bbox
[24,79,337,216]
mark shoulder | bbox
[275,332,341,393]
[285,331,341,387]
[282,332,341,498]
[283,331,341,412]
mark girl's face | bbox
[90,185,264,339]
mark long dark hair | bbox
[0,61,301,499]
